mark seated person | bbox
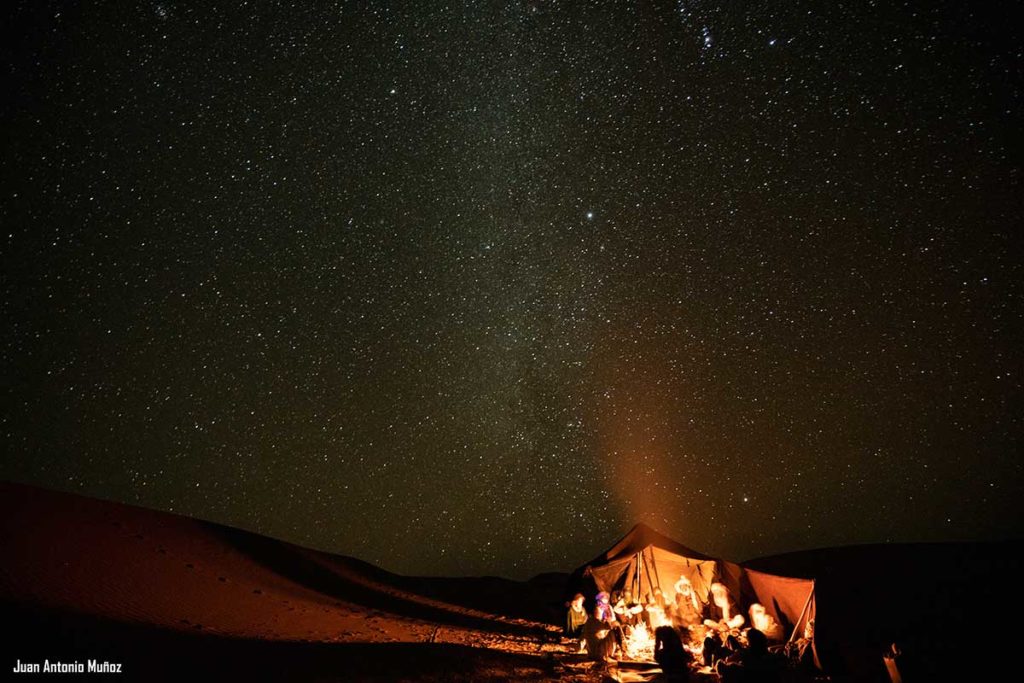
[564,593,588,651]
[583,605,616,661]
[702,583,745,666]
[717,628,785,683]
[747,603,783,642]
[670,580,702,628]
[703,582,745,634]
[594,591,624,651]
[702,631,736,668]
[595,591,615,622]
[783,618,816,671]
[654,625,693,679]
[674,575,698,601]
[643,592,669,629]
[614,591,644,627]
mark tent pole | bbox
[789,579,815,642]
[648,547,663,596]
[634,552,642,598]
[639,550,651,599]
[640,548,657,599]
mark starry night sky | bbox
[2,1,1021,579]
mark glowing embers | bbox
[622,623,655,661]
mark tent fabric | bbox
[589,546,717,604]
[744,568,815,638]
[647,547,716,603]
[590,523,718,564]
[586,555,635,595]
[576,524,721,603]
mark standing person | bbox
[565,593,588,652]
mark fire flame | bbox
[623,624,655,661]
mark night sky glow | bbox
[2,1,1021,578]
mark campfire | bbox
[622,623,655,661]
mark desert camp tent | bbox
[567,524,817,663]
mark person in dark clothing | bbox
[717,628,786,683]
[583,605,616,661]
[783,618,816,672]
[654,625,692,679]
[703,631,735,667]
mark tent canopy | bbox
[580,524,718,605]
[587,523,719,564]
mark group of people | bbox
[564,590,624,661]
[565,576,797,680]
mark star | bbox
[1,0,1017,580]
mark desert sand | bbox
[1,482,650,681]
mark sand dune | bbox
[1,482,585,681]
